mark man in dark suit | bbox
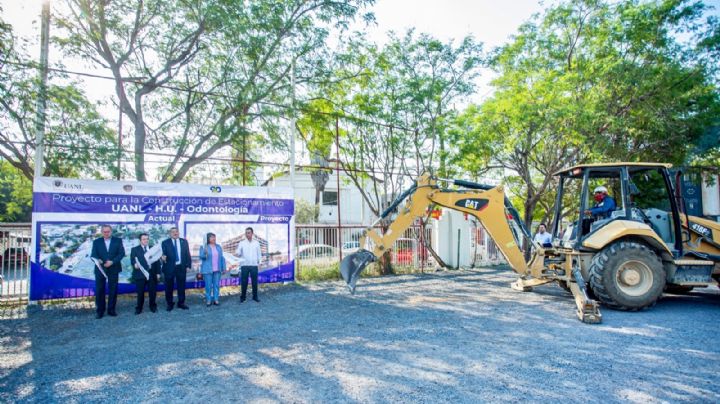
[161,227,191,311]
[130,233,160,314]
[90,225,125,319]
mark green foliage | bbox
[294,198,319,224]
[297,30,484,218]
[0,160,32,222]
[450,0,720,227]
[55,0,375,182]
[296,263,341,282]
[0,12,118,182]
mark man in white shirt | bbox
[236,227,262,303]
[533,223,553,247]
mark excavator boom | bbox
[340,173,602,324]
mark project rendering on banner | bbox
[30,177,295,300]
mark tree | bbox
[0,160,32,222]
[0,10,118,182]
[294,198,319,224]
[382,30,484,178]
[451,0,720,230]
[296,99,335,206]
[56,0,374,182]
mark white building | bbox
[431,209,505,268]
[263,168,378,225]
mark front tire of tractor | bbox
[588,241,665,311]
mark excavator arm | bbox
[340,173,602,324]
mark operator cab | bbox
[551,163,682,255]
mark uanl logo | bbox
[123,184,133,192]
[210,186,222,193]
[52,180,84,190]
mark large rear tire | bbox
[588,241,665,311]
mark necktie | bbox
[174,239,180,264]
[143,246,147,253]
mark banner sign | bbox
[30,177,295,300]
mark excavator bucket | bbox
[340,249,377,294]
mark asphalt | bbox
[1,266,719,403]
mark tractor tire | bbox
[664,285,694,295]
[588,241,665,311]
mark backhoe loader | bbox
[340,163,720,324]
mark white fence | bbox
[0,223,31,302]
[0,222,505,303]
[296,224,436,272]
[296,222,505,272]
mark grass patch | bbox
[296,263,341,282]
[295,261,436,283]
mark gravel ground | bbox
[1,266,719,403]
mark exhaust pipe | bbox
[340,249,376,294]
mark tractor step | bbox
[668,259,715,285]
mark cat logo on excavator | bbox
[340,163,720,324]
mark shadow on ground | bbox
[1,267,719,402]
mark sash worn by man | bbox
[130,233,161,314]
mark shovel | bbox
[340,249,376,294]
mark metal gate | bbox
[0,223,31,303]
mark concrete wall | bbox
[267,170,378,225]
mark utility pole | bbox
[289,59,296,188]
[34,0,51,181]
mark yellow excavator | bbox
[340,163,720,323]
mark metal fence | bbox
[296,222,504,274]
[296,224,436,274]
[0,221,504,305]
[469,220,504,267]
[0,223,31,303]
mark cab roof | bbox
[554,162,673,177]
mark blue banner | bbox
[30,177,295,301]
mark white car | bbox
[297,244,339,267]
[341,241,360,254]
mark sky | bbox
[2,0,719,179]
[1,0,548,103]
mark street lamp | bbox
[33,0,50,181]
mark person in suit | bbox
[161,227,191,311]
[130,233,161,314]
[90,224,126,319]
[236,227,262,303]
[198,232,227,306]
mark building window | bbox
[322,191,338,206]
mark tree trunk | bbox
[133,95,147,182]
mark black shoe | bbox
[252,297,260,303]
[108,311,118,317]
[95,313,104,319]
[213,301,220,306]
[135,309,142,315]
[206,302,212,307]
[166,304,174,312]
[150,306,157,313]
[240,297,246,303]
[178,303,189,310]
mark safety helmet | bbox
[593,186,608,194]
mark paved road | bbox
[1,266,719,403]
